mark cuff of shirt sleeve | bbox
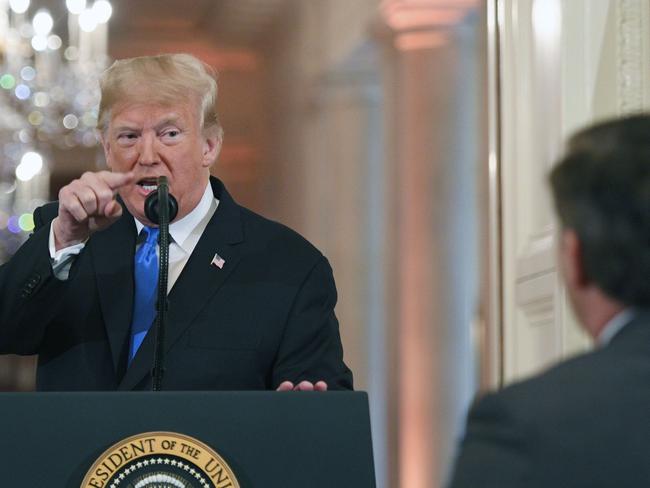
[48,221,86,263]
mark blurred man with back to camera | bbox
[0,53,352,392]
[448,114,650,488]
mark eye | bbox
[161,128,182,143]
[117,133,138,145]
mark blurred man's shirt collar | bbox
[598,308,636,346]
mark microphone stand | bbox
[144,176,178,391]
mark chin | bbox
[119,194,144,221]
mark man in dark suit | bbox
[448,114,650,487]
[0,53,352,392]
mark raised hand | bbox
[53,171,135,250]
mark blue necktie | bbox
[129,226,159,364]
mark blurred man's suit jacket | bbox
[449,311,650,488]
[0,177,352,391]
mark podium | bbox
[0,391,376,487]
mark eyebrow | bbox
[154,117,183,131]
[113,124,140,133]
[112,116,184,133]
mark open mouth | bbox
[137,178,158,193]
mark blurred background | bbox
[0,0,648,487]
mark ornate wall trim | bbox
[616,0,648,113]
[515,228,556,329]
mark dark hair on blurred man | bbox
[448,114,650,488]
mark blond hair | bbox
[98,53,222,135]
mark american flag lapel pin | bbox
[211,252,226,269]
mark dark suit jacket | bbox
[448,311,650,488]
[0,177,353,391]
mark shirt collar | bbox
[597,307,636,346]
[134,181,214,253]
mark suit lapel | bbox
[118,178,244,390]
[90,208,137,378]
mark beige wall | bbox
[495,0,650,383]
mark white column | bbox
[380,2,481,485]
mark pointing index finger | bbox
[101,171,136,191]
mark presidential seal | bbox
[81,432,240,488]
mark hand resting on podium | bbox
[276,380,328,391]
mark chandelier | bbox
[0,0,112,259]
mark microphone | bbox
[144,176,177,391]
[144,177,178,224]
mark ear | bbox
[560,229,589,289]
[201,127,222,168]
[99,131,113,170]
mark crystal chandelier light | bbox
[0,0,112,259]
[1,0,113,147]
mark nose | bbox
[137,132,160,167]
